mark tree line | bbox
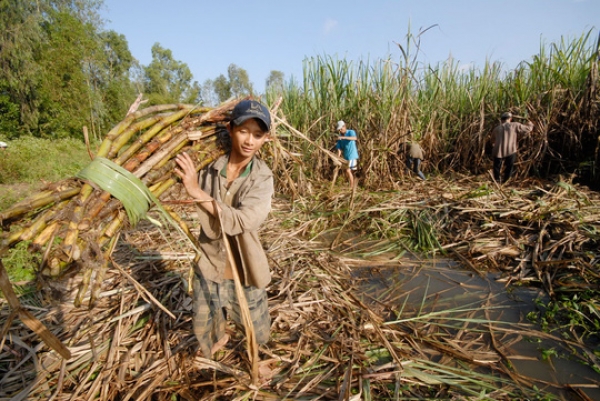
[0,0,285,141]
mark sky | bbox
[100,0,599,95]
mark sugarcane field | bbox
[2,26,600,400]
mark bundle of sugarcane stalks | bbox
[0,98,246,360]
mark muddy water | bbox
[351,258,600,400]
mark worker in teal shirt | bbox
[335,120,359,188]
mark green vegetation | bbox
[0,1,281,141]
[530,290,600,342]
[1,241,38,283]
[0,137,92,184]
[0,1,137,139]
[143,43,201,106]
[0,137,92,209]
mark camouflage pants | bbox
[192,273,270,357]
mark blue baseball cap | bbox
[231,100,271,132]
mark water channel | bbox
[351,257,600,400]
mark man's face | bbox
[338,126,347,134]
[229,118,270,159]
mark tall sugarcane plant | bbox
[267,30,599,189]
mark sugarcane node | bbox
[77,220,91,231]
[71,244,82,261]
[48,259,62,277]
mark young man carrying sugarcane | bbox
[174,99,273,358]
[490,111,534,184]
[335,120,359,188]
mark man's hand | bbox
[174,153,202,199]
[174,153,218,216]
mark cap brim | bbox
[232,115,270,131]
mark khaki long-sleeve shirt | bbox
[195,154,274,289]
[491,121,533,158]
[408,143,424,159]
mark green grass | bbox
[0,136,93,185]
[0,136,95,209]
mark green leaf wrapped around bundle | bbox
[76,156,200,254]
[77,157,153,227]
